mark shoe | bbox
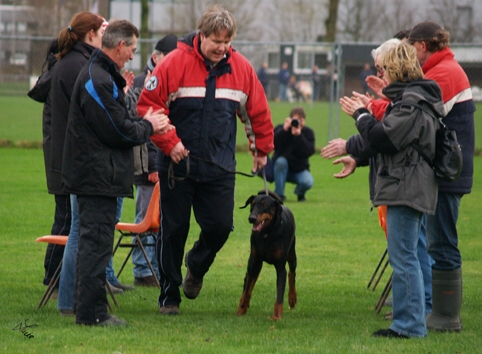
[113,282,135,291]
[159,305,179,315]
[60,310,75,317]
[182,252,203,300]
[297,195,306,202]
[134,275,158,287]
[97,315,128,327]
[372,328,409,339]
[384,311,393,321]
[107,282,124,295]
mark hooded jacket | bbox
[62,48,154,197]
[136,32,274,181]
[355,79,445,214]
[48,41,95,194]
[366,48,475,195]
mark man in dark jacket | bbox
[62,19,168,327]
[273,106,315,202]
[125,34,177,287]
[257,61,270,98]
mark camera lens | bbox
[291,119,299,127]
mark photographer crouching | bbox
[273,106,315,201]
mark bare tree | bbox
[269,0,328,42]
[337,0,386,42]
[430,0,474,43]
[325,0,340,42]
[168,0,262,41]
[378,0,415,39]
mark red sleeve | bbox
[238,59,274,157]
[137,61,180,156]
[369,99,390,121]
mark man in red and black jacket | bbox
[408,21,475,333]
[137,5,274,315]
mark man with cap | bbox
[125,34,178,287]
[408,21,475,333]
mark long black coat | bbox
[48,42,95,194]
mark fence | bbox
[2,36,482,138]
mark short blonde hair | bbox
[378,42,424,82]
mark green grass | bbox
[0,96,481,353]
[0,148,481,353]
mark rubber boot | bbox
[426,268,462,332]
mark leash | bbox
[168,154,256,189]
[262,167,269,195]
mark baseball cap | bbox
[155,34,177,55]
[408,21,442,43]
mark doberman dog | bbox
[237,191,297,320]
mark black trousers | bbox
[43,194,71,285]
[74,195,117,325]
[156,172,235,307]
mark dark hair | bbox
[57,12,104,59]
[408,21,450,52]
[393,29,410,40]
[102,19,139,49]
[289,106,306,119]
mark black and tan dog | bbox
[237,191,297,320]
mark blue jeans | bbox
[426,192,462,271]
[132,184,159,279]
[417,215,433,314]
[278,83,288,101]
[58,195,123,311]
[274,156,314,199]
[386,205,426,337]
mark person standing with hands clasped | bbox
[136,5,273,315]
[62,19,169,327]
[340,42,444,338]
[273,106,315,202]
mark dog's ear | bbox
[240,195,256,209]
[268,191,284,205]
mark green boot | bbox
[426,268,462,332]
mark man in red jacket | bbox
[408,21,475,333]
[137,5,274,315]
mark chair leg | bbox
[37,260,62,309]
[115,247,134,279]
[375,272,393,314]
[105,283,119,309]
[371,258,390,291]
[367,248,387,289]
[135,235,160,289]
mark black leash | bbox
[167,154,258,189]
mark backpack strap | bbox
[392,100,442,169]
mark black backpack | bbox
[401,101,463,182]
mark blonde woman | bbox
[340,42,444,338]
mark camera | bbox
[291,119,299,128]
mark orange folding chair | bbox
[113,181,161,289]
[36,235,118,310]
[35,235,68,309]
[366,206,393,314]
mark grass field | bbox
[0,97,481,353]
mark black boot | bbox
[426,268,462,332]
